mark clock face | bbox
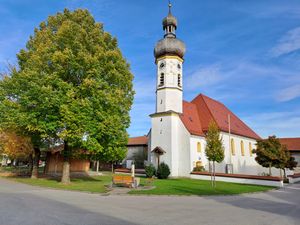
[160,62,165,69]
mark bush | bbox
[193,166,205,172]
[156,162,170,179]
[145,164,156,178]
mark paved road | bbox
[0,178,299,225]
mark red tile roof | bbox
[180,101,205,136]
[180,94,261,140]
[127,136,148,146]
[279,138,300,151]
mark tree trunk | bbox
[31,148,40,179]
[96,161,99,173]
[61,141,71,184]
[111,162,114,173]
[283,168,286,179]
[269,165,272,176]
[28,154,33,174]
[210,161,213,187]
[213,161,216,188]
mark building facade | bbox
[147,4,283,177]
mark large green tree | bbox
[0,9,134,183]
[205,121,224,187]
[254,136,282,176]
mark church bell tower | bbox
[154,2,186,113]
[150,2,186,177]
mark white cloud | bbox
[243,110,300,138]
[270,27,300,57]
[276,84,300,102]
[185,64,224,91]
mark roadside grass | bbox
[129,177,275,196]
[4,172,113,193]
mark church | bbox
[128,4,285,178]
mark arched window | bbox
[249,142,253,156]
[178,74,181,87]
[241,140,245,156]
[197,142,201,153]
[231,138,235,155]
[159,73,164,86]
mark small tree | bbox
[156,162,170,179]
[254,136,281,176]
[274,144,290,178]
[205,121,224,187]
[0,131,33,162]
[285,155,297,177]
[275,145,298,179]
[145,164,156,178]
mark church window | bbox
[249,142,253,156]
[178,74,181,87]
[241,141,245,156]
[231,139,235,156]
[159,73,164,86]
[197,142,201,153]
[160,62,165,69]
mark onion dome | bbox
[154,2,186,59]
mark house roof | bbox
[180,94,261,140]
[127,136,148,146]
[279,138,300,151]
[180,101,205,136]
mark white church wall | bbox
[189,135,207,172]
[176,119,191,176]
[188,132,283,176]
[219,132,282,176]
[150,113,185,177]
[156,88,182,113]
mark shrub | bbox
[145,164,156,178]
[193,166,205,172]
[156,162,170,179]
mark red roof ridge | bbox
[198,94,218,126]
[127,136,148,146]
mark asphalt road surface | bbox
[0,178,299,225]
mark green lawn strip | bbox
[129,178,275,196]
[6,175,113,193]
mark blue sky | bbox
[1,0,300,138]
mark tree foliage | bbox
[254,136,280,175]
[0,9,134,182]
[156,162,170,179]
[205,121,224,187]
[0,131,33,160]
[254,136,297,177]
[205,121,224,163]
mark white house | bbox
[128,4,287,178]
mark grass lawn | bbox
[1,171,275,196]
[129,178,275,196]
[5,173,112,193]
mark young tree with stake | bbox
[205,121,225,187]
